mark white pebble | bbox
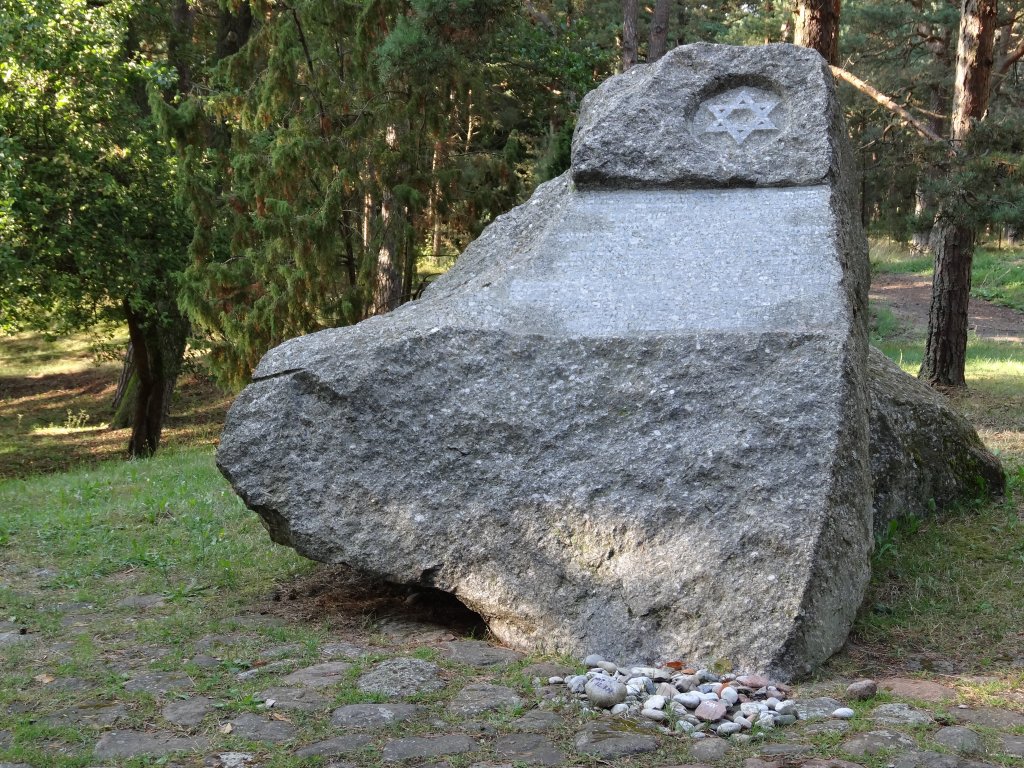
[674,692,701,709]
[548,676,563,684]
[641,708,667,722]
[740,702,761,717]
[610,703,629,716]
[832,707,855,719]
[644,695,667,710]
[718,721,743,736]
[720,686,739,705]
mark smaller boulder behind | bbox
[868,346,1004,533]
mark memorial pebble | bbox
[554,654,808,741]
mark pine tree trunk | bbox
[920,0,996,389]
[622,0,639,71]
[123,304,188,458]
[921,223,974,387]
[648,0,672,62]
[371,189,403,315]
[794,0,841,65]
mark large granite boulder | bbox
[868,347,1004,530]
[220,44,874,680]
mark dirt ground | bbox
[870,272,1024,342]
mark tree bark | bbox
[794,0,841,65]
[921,223,974,388]
[920,0,997,388]
[123,303,188,458]
[648,0,672,62]
[622,0,638,70]
[371,188,403,315]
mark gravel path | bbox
[2,567,1024,768]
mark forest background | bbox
[1,0,1022,458]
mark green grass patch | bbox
[973,247,1024,313]
[870,239,934,275]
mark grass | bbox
[0,329,231,479]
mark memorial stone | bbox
[218,44,874,679]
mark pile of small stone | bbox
[550,654,848,740]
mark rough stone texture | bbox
[953,707,1024,728]
[331,702,422,729]
[281,661,350,688]
[357,658,445,697]
[574,721,659,759]
[494,734,566,766]
[802,761,863,768]
[43,703,127,727]
[796,697,844,721]
[760,743,813,756]
[572,44,841,189]
[381,735,478,762]
[320,640,366,659]
[691,739,731,761]
[878,678,957,702]
[841,730,917,756]
[800,720,852,735]
[932,726,983,755]
[227,713,298,743]
[447,683,524,716]
[123,671,192,695]
[512,710,564,732]
[868,347,1004,532]
[0,631,30,647]
[892,752,961,768]
[1001,735,1024,756]
[162,696,215,727]
[258,686,330,711]
[94,730,208,759]
[218,43,873,681]
[872,703,935,726]
[294,735,373,758]
[442,640,523,667]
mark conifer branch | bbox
[281,3,329,137]
[829,65,945,143]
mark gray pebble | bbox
[584,676,627,708]
[832,707,855,719]
[846,678,877,700]
[775,699,797,715]
[675,692,702,709]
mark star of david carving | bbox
[702,89,780,146]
